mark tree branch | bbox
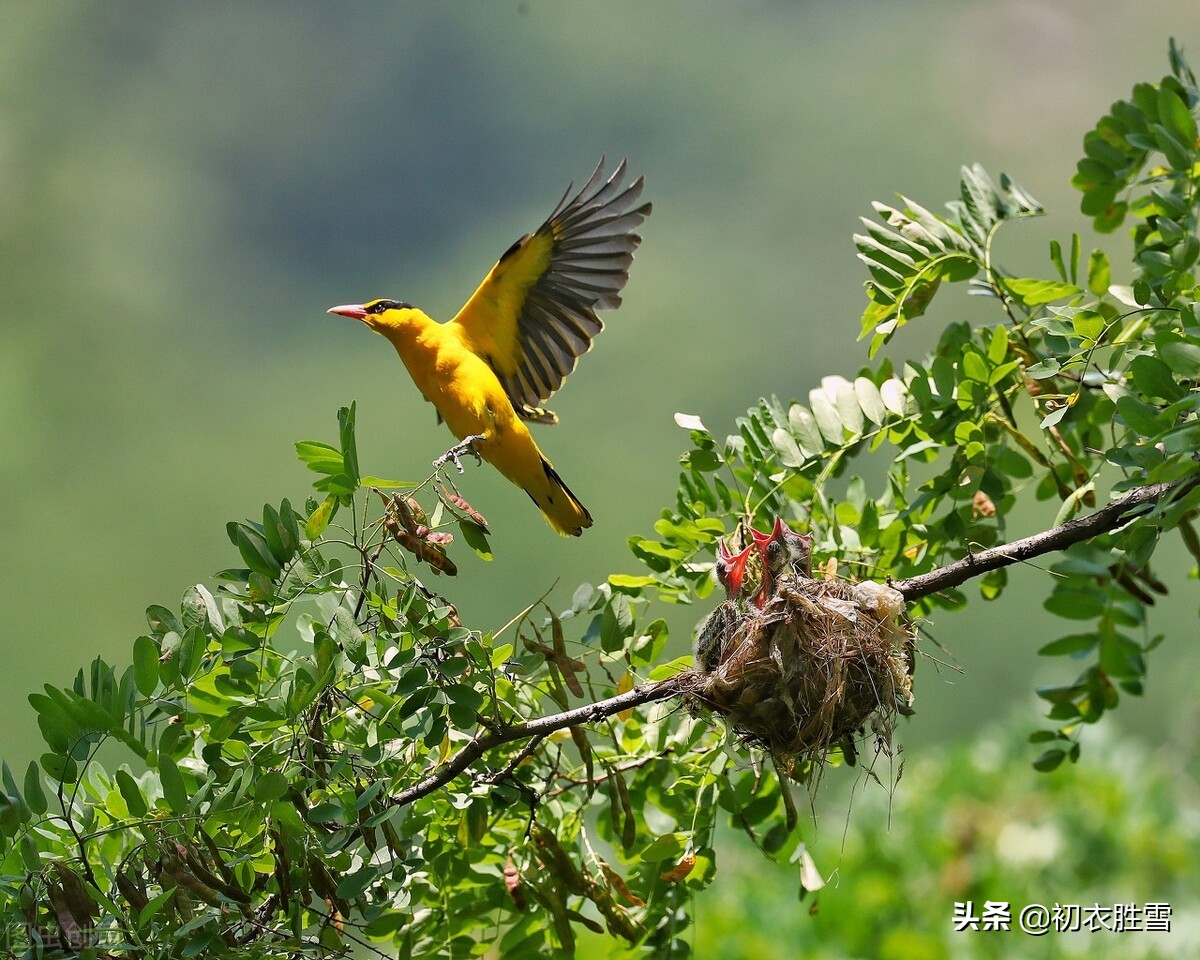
[893,476,1196,602]
[384,475,1196,813]
[387,676,685,810]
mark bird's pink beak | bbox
[328,304,368,320]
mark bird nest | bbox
[683,573,915,778]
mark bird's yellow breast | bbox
[356,302,591,536]
[372,308,514,446]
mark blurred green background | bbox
[3,2,1198,951]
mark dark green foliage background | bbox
[3,3,1200,957]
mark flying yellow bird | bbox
[329,159,650,536]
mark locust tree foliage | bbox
[1,41,1199,960]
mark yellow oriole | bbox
[329,159,650,536]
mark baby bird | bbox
[750,518,813,607]
[694,540,754,673]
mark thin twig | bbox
[893,476,1197,601]
[482,734,547,785]
[544,750,671,799]
[387,677,685,810]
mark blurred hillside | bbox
[688,718,1200,959]
[2,2,1198,773]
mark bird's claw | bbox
[433,435,485,474]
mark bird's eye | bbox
[367,299,412,314]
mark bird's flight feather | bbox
[449,158,651,423]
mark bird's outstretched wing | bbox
[449,158,651,423]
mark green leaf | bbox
[458,519,493,561]
[252,770,289,802]
[1033,749,1066,772]
[961,350,989,383]
[1006,277,1083,306]
[640,832,688,862]
[1153,123,1191,170]
[1130,355,1186,402]
[132,635,159,697]
[989,360,1021,386]
[1157,215,1186,246]
[683,447,721,471]
[146,604,183,637]
[138,887,181,929]
[854,377,887,425]
[308,800,345,823]
[338,402,360,486]
[182,583,224,634]
[365,911,410,939]
[226,522,282,579]
[1071,310,1105,342]
[1038,634,1099,657]
[333,608,368,667]
[600,594,634,653]
[1049,239,1067,281]
[1093,201,1129,234]
[314,629,341,684]
[1115,396,1165,437]
[20,836,40,872]
[1157,84,1198,152]
[1157,336,1200,375]
[771,428,804,468]
[29,692,74,755]
[306,494,338,539]
[261,503,295,566]
[294,440,344,474]
[979,568,1006,600]
[1086,249,1111,297]
[832,379,864,436]
[1039,405,1069,429]
[987,325,1010,364]
[648,656,692,681]
[359,476,417,489]
[115,769,148,818]
[157,756,188,813]
[607,573,658,591]
[40,752,77,782]
[787,404,826,455]
[1043,588,1105,620]
[631,617,670,668]
[336,865,380,901]
[1022,357,1060,381]
[856,195,977,339]
[809,387,843,444]
[177,625,205,682]
[23,762,47,816]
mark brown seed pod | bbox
[437,481,490,531]
[382,506,458,577]
[972,490,997,519]
[503,859,526,911]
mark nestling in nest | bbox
[683,518,915,777]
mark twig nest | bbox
[684,574,915,776]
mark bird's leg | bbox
[433,434,485,474]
